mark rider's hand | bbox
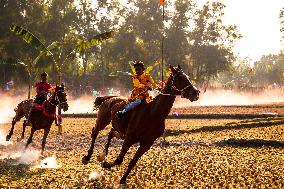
[157,87,163,92]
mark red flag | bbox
[248,68,253,75]
[160,0,165,5]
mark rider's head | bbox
[40,72,48,83]
[133,61,145,76]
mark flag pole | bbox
[161,1,165,82]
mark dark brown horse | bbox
[6,84,68,154]
[82,65,199,185]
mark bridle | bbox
[48,89,67,107]
[168,71,194,96]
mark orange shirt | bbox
[129,73,158,103]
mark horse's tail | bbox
[93,96,117,110]
[13,99,33,122]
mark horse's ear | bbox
[169,65,176,74]
[177,64,181,70]
[61,83,64,89]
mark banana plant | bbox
[10,24,113,87]
[75,31,113,53]
[10,24,60,98]
[10,24,50,53]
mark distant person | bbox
[25,72,52,125]
[92,89,98,97]
[108,88,114,96]
[116,60,158,119]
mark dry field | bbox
[0,104,284,188]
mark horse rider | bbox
[25,72,52,125]
[116,60,158,119]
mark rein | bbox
[41,90,65,118]
[156,72,192,96]
[41,101,56,118]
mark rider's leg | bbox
[25,96,45,125]
[116,99,142,118]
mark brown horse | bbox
[82,65,200,185]
[6,84,68,154]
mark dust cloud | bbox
[0,128,59,168]
[173,89,284,108]
[0,89,283,120]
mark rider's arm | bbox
[148,75,158,89]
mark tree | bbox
[164,0,194,67]
[188,2,242,84]
[9,24,60,98]
[253,54,284,86]
[280,7,284,42]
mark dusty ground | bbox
[0,104,283,188]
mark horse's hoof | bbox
[97,152,106,162]
[119,180,127,189]
[17,138,22,142]
[82,156,89,165]
[6,135,11,141]
[121,183,126,189]
[101,162,111,169]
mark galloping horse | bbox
[82,65,200,185]
[6,84,68,153]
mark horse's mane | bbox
[94,96,117,110]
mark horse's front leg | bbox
[82,127,100,164]
[6,118,17,141]
[119,142,153,185]
[97,128,117,162]
[18,121,28,141]
[25,128,36,150]
[41,126,51,155]
[102,136,135,169]
[82,113,111,164]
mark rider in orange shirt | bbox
[116,61,158,119]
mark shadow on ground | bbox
[164,118,284,137]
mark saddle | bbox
[33,101,56,119]
[33,103,44,111]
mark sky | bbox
[196,0,284,62]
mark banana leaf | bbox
[34,41,60,66]
[76,31,113,53]
[109,71,132,77]
[128,62,136,74]
[10,24,49,53]
[145,61,161,73]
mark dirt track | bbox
[0,104,283,188]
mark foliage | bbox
[76,32,113,53]
[1,0,283,93]
[10,24,49,53]
[280,7,284,39]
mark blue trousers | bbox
[121,99,142,113]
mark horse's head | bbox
[169,65,200,102]
[54,83,69,112]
